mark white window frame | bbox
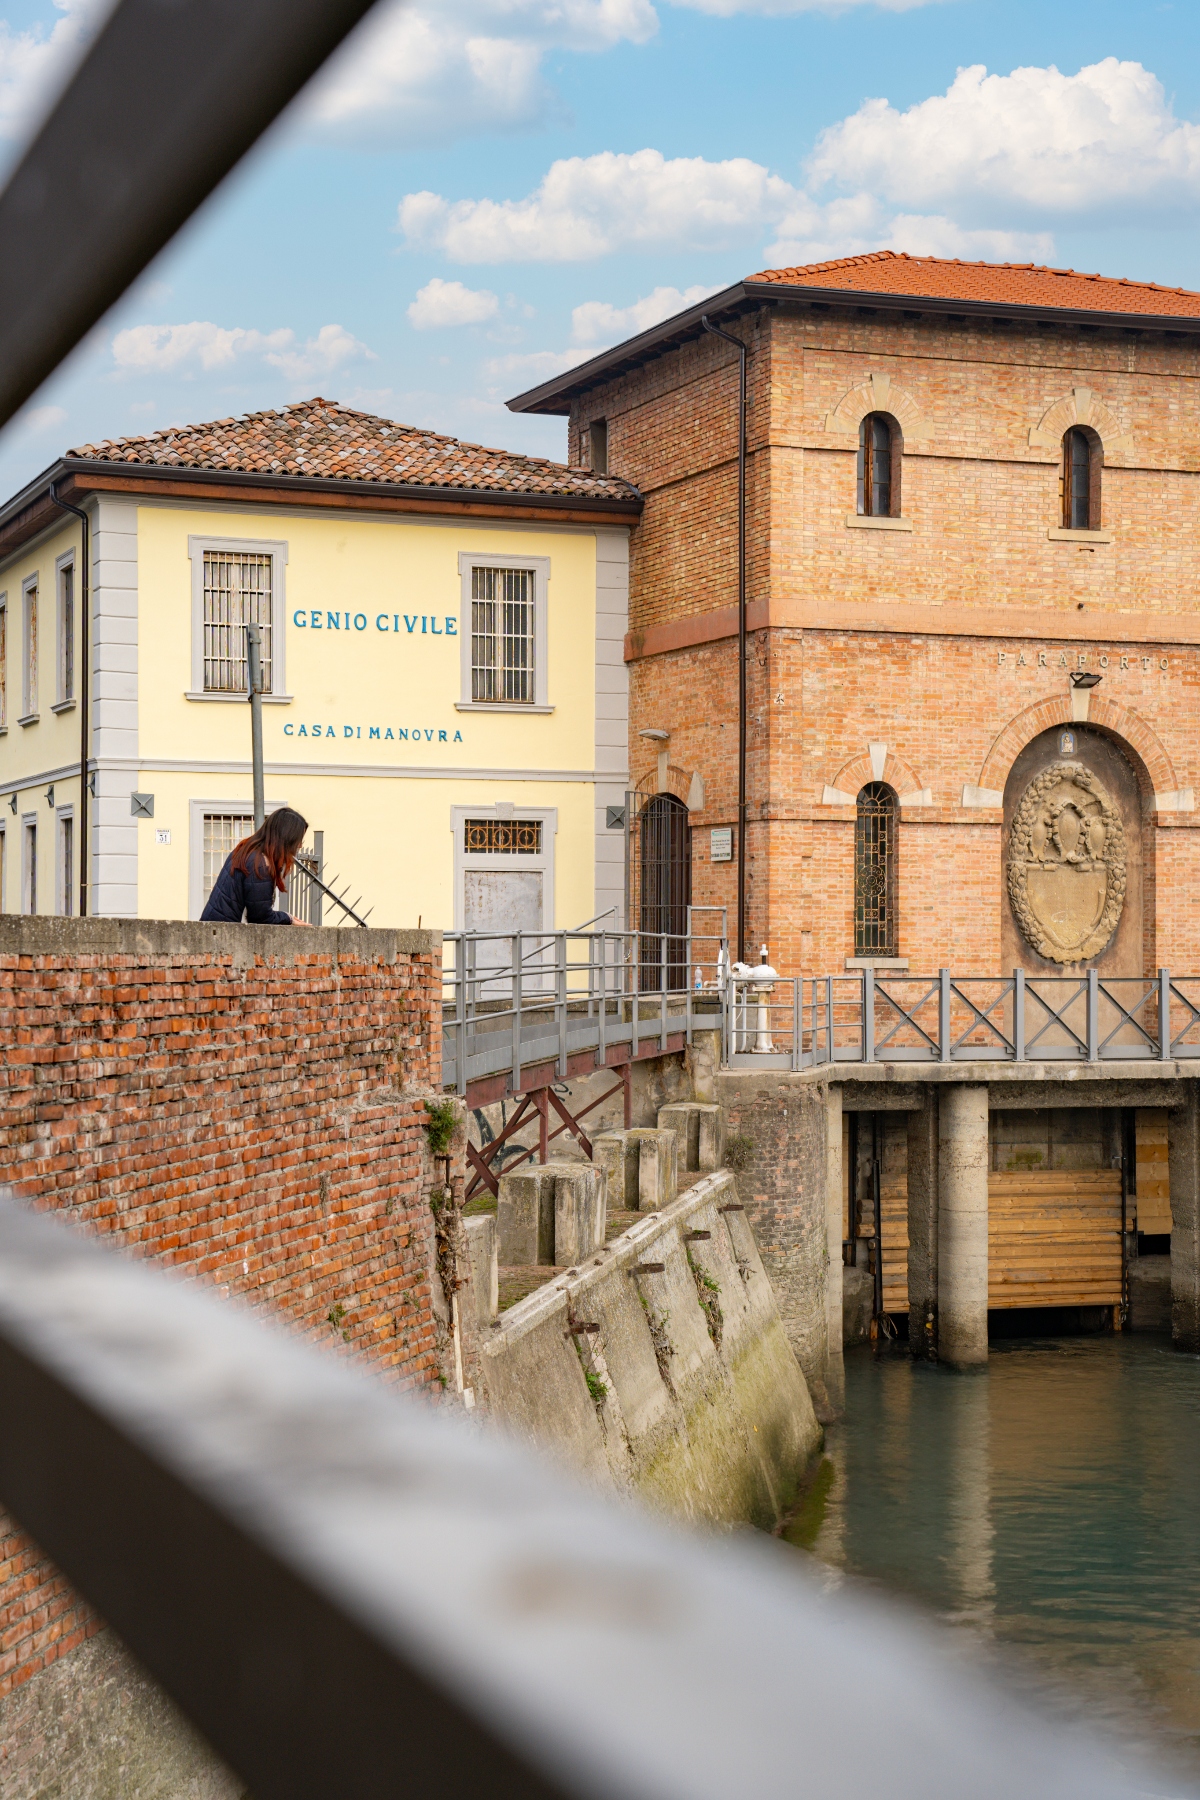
[56,805,75,916]
[54,550,76,710]
[0,591,7,732]
[20,574,38,723]
[457,552,551,713]
[187,536,290,703]
[188,797,288,919]
[21,813,37,914]
[451,803,556,933]
[0,821,6,911]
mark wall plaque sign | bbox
[1007,762,1127,964]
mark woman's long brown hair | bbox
[230,807,309,890]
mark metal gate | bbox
[636,792,692,990]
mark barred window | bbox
[464,818,541,854]
[854,783,898,956]
[202,811,254,905]
[203,552,273,693]
[471,566,534,704]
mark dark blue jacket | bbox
[200,850,291,925]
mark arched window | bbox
[1062,427,1099,530]
[857,412,898,518]
[639,793,691,990]
[854,783,898,957]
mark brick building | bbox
[509,253,1200,1365]
[509,251,1200,984]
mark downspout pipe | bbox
[48,484,90,917]
[702,316,748,962]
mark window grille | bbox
[203,552,272,693]
[464,818,541,855]
[854,783,898,957]
[638,793,691,991]
[471,566,534,704]
[24,821,36,915]
[59,815,73,917]
[1062,428,1093,530]
[59,563,74,702]
[857,414,894,518]
[202,812,254,906]
[23,584,37,715]
[0,599,6,728]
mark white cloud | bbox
[669,0,936,11]
[305,0,656,144]
[111,321,374,382]
[0,0,108,142]
[571,283,718,343]
[483,347,593,380]
[808,59,1200,223]
[765,192,1052,266]
[16,402,68,437]
[408,278,499,329]
[399,150,798,261]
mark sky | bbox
[1,0,1200,498]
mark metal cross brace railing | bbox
[944,978,1017,1057]
[0,1193,1162,1800]
[464,1068,631,1202]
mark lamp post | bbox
[246,622,265,830]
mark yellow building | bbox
[0,399,639,930]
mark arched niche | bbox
[1002,723,1146,976]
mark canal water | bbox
[785,1335,1200,1787]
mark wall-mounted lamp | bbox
[7,793,16,814]
[45,785,55,808]
[1069,670,1102,690]
[639,727,670,742]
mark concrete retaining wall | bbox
[477,1171,821,1529]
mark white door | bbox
[463,869,544,934]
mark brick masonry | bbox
[569,300,1200,979]
[0,916,454,1715]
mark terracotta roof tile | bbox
[745,250,1200,320]
[67,397,637,502]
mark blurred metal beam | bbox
[0,0,382,431]
[0,1193,1152,1800]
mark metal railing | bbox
[723,968,1200,1071]
[0,1192,1155,1800]
[443,910,728,1094]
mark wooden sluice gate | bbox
[847,1105,1171,1324]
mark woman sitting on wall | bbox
[201,807,308,925]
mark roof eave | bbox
[0,456,641,544]
[506,282,751,415]
[506,274,1200,414]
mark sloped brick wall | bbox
[0,917,449,1708]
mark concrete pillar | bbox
[464,1215,499,1324]
[551,1163,605,1267]
[906,1093,939,1361]
[593,1132,639,1211]
[658,1103,700,1170]
[696,1105,725,1173]
[1168,1082,1200,1352]
[628,1128,678,1211]
[937,1085,989,1367]
[823,1084,845,1417]
[497,1167,556,1265]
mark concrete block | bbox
[497,1167,556,1266]
[1128,1254,1171,1334]
[843,1265,874,1346]
[550,1162,606,1268]
[629,1128,678,1211]
[659,1103,701,1170]
[696,1105,725,1172]
[593,1132,639,1211]
[464,1214,499,1324]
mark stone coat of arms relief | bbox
[1007,762,1127,964]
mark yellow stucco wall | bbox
[1,499,614,927]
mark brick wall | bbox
[576,299,1200,978]
[0,916,453,1707]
